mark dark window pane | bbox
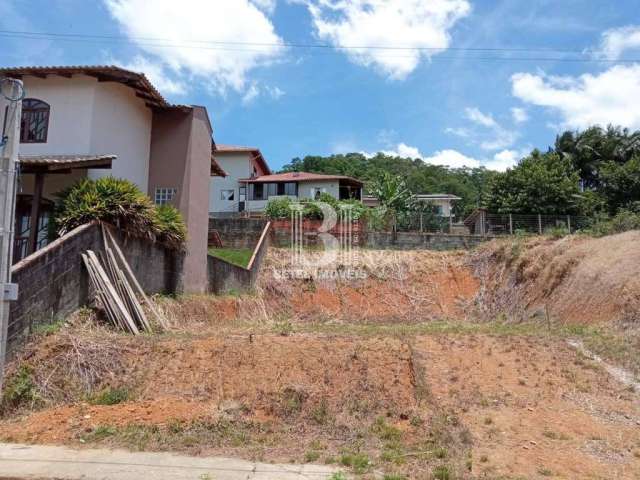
[20,98,50,143]
[285,182,297,196]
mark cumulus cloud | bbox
[302,0,471,79]
[422,149,480,168]
[484,149,528,171]
[511,107,529,124]
[511,65,640,130]
[251,0,277,14]
[241,82,286,105]
[363,142,522,171]
[597,25,640,59]
[104,0,284,94]
[114,55,188,96]
[454,107,518,151]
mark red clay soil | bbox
[415,335,640,480]
[3,333,639,479]
[0,335,417,445]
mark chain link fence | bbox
[366,210,592,236]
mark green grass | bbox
[88,387,130,406]
[208,248,253,268]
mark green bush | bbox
[585,209,640,237]
[545,225,570,239]
[264,196,368,221]
[52,177,186,247]
[156,204,187,246]
[265,197,293,219]
[1,365,39,414]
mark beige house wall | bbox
[148,106,212,293]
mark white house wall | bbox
[1,75,95,155]
[88,81,152,191]
[210,152,252,213]
[0,74,153,193]
[297,180,339,200]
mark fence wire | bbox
[366,211,592,236]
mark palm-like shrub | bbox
[52,177,186,247]
[155,204,187,246]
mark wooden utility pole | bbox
[0,79,23,391]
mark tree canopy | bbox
[281,153,497,217]
[280,124,640,218]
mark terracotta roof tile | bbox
[241,172,363,185]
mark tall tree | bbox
[486,150,580,214]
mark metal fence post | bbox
[509,214,513,235]
[419,213,423,233]
[538,214,542,235]
[567,215,571,234]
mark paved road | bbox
[0,443,342,480]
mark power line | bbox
[1,29,638,63]
[0,28,589,53]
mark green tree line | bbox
[281,125,640,218]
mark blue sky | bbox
[1,0,640,171]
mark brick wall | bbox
[208,218,267,249]
[207,222,270,294]
[8,222,183,353]
[365,231,495,250]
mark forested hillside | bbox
[281,125,640,218]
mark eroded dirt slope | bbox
[473,231,640,326]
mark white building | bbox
[210,146,364,217]
[0,65,225,292]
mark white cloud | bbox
[250,0,277,14]
[104,0,284,94]
[113,55,188,95]
[241,83,286,104]
[462,107,518,151]
[242,83,261,105]
[511,65,640,130]
[484,149,527,171]
[422,149,480,168]
[302,0,471,79]
[511,107,529,124]
[597,25,640,59]
[266,85,286,100]
[465,107,497,128]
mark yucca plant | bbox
[51,177,186,247]
[155,204,187,247]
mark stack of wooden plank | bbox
[81,225,168,334]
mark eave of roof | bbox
[213,144,272,175]
[210,153,227,177]
[0,65,173,110]
[240,172,364,186]
[414,194,462,201]
[18,154,115,173]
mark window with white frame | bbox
[221,189,235,201]
[154,187,177,205]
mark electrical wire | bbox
[0,29,638,63]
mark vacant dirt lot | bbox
[2,236,640,479]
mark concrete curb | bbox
[0,443,342,479]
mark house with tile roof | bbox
[209,145,363,217]
[0,66,226,292]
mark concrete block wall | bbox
[365,231,494,250]
[208,218,267,249]
[207,223,271,294]
[8,222,184,353]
